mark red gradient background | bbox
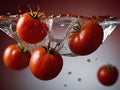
[0,0,120,90]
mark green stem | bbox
[17,43,28,53]
[106,64,114,71]
[47,41,51,53]
[28,5,34,16]
[44,41,60,54]
[52,43,60,53]
[34,5,40,18]
[28,5,40,19]
[73,22,81,32]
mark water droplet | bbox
[17,5,20,8]
[18,10,22,13]
[64,84,67,87]
[68,71,72,75]
[6,12,11,15]
[78,78,82,82]
[87,59,91,63]
[95,58,98,60]
[60,24,65,27]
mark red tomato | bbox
[3,44,31,70]
[68,21,103,55]
[29,45,63,80]
[16,11,49,44]
[97,64,119,86]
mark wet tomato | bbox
[29,42,63,80]
[97,64,119,86]
[3,44,31,70]
[68,21,103,55]
[16,11,49,44]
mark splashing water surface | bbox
[0,14,120,56]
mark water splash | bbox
[0,15,120,56]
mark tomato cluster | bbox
[1,8,119,85]
[3,42,63,80]
[2,9,63,80]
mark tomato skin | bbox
[16,12,49,44]
[68,21,103,55]
[30,47,63,80]
[3,44,31,70]
[97,65,119,86]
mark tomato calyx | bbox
[17,43,28,53]
[28,5,45,19]
[106,64,115,71]
[72,22,81,33]
[42,41,60,54]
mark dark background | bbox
[0,0,120,16]
[0,0,120,90]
